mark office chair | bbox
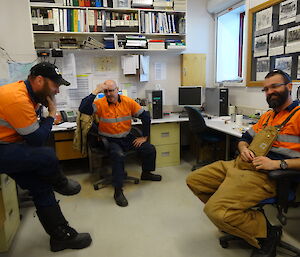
[184,106,224,171]
[87,122,140,190]
[219,169,300,256]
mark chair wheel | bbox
[93,185,99,190]
[219,240,229,248]
[134,180,139,184]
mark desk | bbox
[205,116,251,160]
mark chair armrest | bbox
[131,126,143,137]
[100,136,110,150]
[268,169,300,180]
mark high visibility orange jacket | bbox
[0,81,40,143]
[93,95,143,138]
[243,101,300,159]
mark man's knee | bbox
[141,143,156,155]
[186,172,197,189]
[35,147,58,165]
[204,200,226,224]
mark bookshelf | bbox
[30,2,186,52]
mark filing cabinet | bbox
[0,174,20,252]
[150,122,180,167]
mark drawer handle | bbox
[161,132,170,137]
[161,152,170,157]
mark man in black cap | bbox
[0,62,92,251]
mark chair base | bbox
[219,234,300,256]
[93,174,139,190]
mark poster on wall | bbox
[256,57,270,81]
[275,56,292,76]
[279,0,297,25]
[286,25,300,53]
[269,30,285,56]
[254,35,268,57]
[255,7,273,36]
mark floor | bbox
[2,156,300,257]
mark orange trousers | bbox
[186,160,276,248]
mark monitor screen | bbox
[178,87,202,106]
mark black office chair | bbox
[87,122,140,190]
[219,169,300,256]
[184,106,224,170]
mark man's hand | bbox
[47,96,57,118]
[240,147,255,162]
[133,137,147,148]
[252,156,280,171]
[92,83,106,95]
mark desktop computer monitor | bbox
[178,86,202,106]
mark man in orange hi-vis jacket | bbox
[79,80,162,207]
[187,69,300,257]
[0,62,91,252]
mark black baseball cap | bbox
[29,62,70,86]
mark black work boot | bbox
[41,170,81,195]
[114,187,128,207]
[251,226,282,257]
[141,171,162,181]
[36,202,92,252]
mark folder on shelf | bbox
[84,0,91,6]
[79,0,85,6]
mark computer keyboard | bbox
[179,113,189,118]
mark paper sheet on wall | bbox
[62,53,77,89]
[121,55,139,75]
[75,56,92,74]
[68,75,91,108]
[91,74,119,92]
[155,62,166,80]
[55,86,69,110]
[122,83,137,99]
[140,55,149,82]
[94,56,118,73]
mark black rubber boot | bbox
[36,202,92,252]
[114,187,128,207]
[41,170,81,195]
[141,171,162,181]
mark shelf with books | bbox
[30,3,186,52]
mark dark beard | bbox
[266,87,289,109]
[35,80,52,107]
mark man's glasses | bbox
[261,83,287,92]
[104,88,116,94]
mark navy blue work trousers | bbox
[0,144,59,207]
[106,133,156,188]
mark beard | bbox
[35,80,54,107]
[266,87,289,109]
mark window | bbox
[216,3,245,83]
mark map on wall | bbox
[0,62,35,86]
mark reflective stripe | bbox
[277,134,300,144]
[15,121,40,135]
[100,116,132,123]
[270,147,300,158]
[133,108,143,117]
[0,118,13,129]
[92,103,97,113]
[99,130,130,138]
[247,128,256,137]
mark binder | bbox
[79,0,85,6]
[73,0,79,6]
[90,0,96,6]
[73,9,78,32]
[67,9,71,31]
[84,0,91,6]
[95,0,102,6]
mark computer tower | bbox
[205,88,228,116]
[146,90,163,119]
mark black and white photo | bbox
[286,25,300,53]
[279,0,297,25]
[256,57,270,80]
[269,30,285,56]
[254,35,268,57]
[255,7,273,33]
[275,56,292,76]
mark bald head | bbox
[103,80,119,103]
[104,80,117,88]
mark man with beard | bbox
[186,69,300,257]
[0,62,92,251]
[79,80,161,207]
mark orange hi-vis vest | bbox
[0,81,40,143]
[247,105,300,158]
[93,95,143,138]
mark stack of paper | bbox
[174,0,186,11]
[121,55,139,75]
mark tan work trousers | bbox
[186,160,276,248]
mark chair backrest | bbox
[184,106,207,134]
